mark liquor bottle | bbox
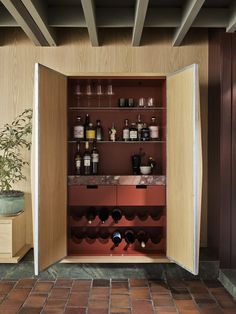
[129,123,138,141]
[111,207,122,223]
[141,123,150,141]
[83,141,91,175]
[95,119,103,141]
[99,207,109,223]
[75,142,82,175]
[137,114,143,140]
[149,117,159,140]
[91,140,99,175]
[74,116,84,140]
[122,119,130,141]
[86,207,97,224]
[124,230,135,245]
[111,230,122,247]
[84,114,90,140]
[137,230,149,248]
[86,122,96,141]
[109,123,117,142]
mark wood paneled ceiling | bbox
[0,0,235,46]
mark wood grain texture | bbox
[0,28,208,247]
[166,65,202,274]
[36,64,67,271]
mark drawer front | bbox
[68,185,116,206]
[0,223,12,253]
[117,185,166,206]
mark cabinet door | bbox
[167,64,202,275]
[32,64,67,275]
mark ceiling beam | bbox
[226,3,236,33]
[81,0,98,46]
[172,0,205,46]
[132,0,149,46]
[21,0,56,46]
[1,0,48,45]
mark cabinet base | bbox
[61,255,170,263]
[0,244,32,263]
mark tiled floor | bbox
[0,278,235,313]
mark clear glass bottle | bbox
[91,140,99,175]
[95,119,103,141]
[75,142,82,175]
[149,116,159,140]
[129,123,138,141]
[83,141,91,175]
[86,122,96,141]
[109,123,117,142]
[73,116,84,140]
[122,119,130,141]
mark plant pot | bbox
[0,191,24,216]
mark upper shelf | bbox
[68,107,166,111]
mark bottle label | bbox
[76,159,81,169]
[92,153,99,163]
[84,158,91,167]
[74,126,84,139]
[86,130,95,139]
[149,126,159,139]
[130,130,138,139]
[123,129,129,140]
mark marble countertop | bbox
[68,175,166,186]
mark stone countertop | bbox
[68,175,166,186]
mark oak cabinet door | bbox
[32,64,67,275]
[167,64,202,275]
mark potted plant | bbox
[0,109,32,216]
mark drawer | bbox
[117,185,166,206]
[68,185,116,206]
[0,222,12,254]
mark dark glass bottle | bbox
[137,230,149,248]
[124,230,135,244]
[95,119,103,141]
[75,142,82,175]
[91,141,99,175]
[137,114,143,140]
[84,114,90,140]
[129,123,138,141]
[98,207,109,223]
[86,207,97,224]
[83,141,91,175]
[86,122,96,141]
[111,230,122,247]
[150,233,162,244]
[141,123,150,141]
[111,207,122,223]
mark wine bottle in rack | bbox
[122,119,130,141]
[95,120,103,141]
[138,210,148,221]
[74,116,84,140]
[124,230,135,245]
[75,142,82,175]
[111,207,122,223]
[91,141,99,175]
[86,207,97,224]
[111,230,122,247]
[150,233,162,244]
[137,230,149,248]
[99,207,109,223]
[83,141,91,175]
[99,229,110,239]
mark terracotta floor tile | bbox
[198,305,223,313]
[73,280,92,287]
[67,292,89,307]
[88,299,109,309]
[111,294,130,308]
[168,279,186,288]
[23,293,47,308]
[44,298,67,308]
[91,287,110,296]
[87,309,109,314]
[0,309,20,314]
[132,300,154,314]
[110,309,131,314]
[155,306,178,313]
[203,280,222,288]
[0,282,15,294]
[194,297,217,306]
[217,298,236,309]
[0,299,22,311]
[93,279,110,287]
[130,287,150,299]
[152,294,175,307]
[174,299,199,310]
[71,285,90,292]
[7,288,31,301]
[112,281,129,294]
[171,287,192,300]
[189,286,209,294]
[33,282,54,293]
[64,307,87,314]
[55,279,73,287]
[42,310,64,314]
[178,310,200,314]
[210,288,230,295]
[15,279,37,288]
[129,279,148,287]
[49,288,70,299]
[149,280,170,294]
[18,307,42,313]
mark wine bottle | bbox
[75,142,82,175]
[129,123,138,141]
[111,207,122,223]
[86,207,97,224]
[141,123,150,141]
[137,230,149,248]
[150,233,162,244]
[74,116,84,140]
[91,141,99,175]
[149,116,159,140]
[124,230,135,244]
[83,141,91,175]
[111,230,122,247]
[99,207,109,223]
[95,120,103,141]
[84,114,90,140]
[122,119,130,141]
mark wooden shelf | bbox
[69,107,165,110]
[68,140,165,144]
